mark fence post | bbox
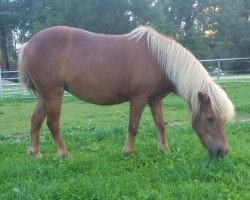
[0,69,3,98]
[217,60,221,80]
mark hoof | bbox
[27,148,42,159]
[123,147,134,156]
[57,150,72,159]
[158,144,169,152]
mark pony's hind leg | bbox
[149,99,168,152]
[45,90,71,158]
[28,98,46,158]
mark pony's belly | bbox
[66,87,129,105]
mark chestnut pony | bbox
[18,26,234,158]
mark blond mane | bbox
[128,26,235,122]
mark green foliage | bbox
[209,0,246,58]
[30,0,133,35]
[0,81,249,199]
[0,0,34,70]
[1,0,250,70]
[179,28,210,59]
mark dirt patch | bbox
[167,121,188,126]
[0,133,29,142]
[166,116,250,127]
[233,116,250,123]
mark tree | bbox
[30,0,132,35]
[1,0,250,70]
[159,0,250,59]
[0,0,16,70]
[128,0,177,35]
[0,0,34,70]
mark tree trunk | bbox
[0,29,10,71]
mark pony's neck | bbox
[163,40,212,112]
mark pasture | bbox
[0,81,249,199]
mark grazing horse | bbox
[18,26,235,158]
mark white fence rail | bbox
[0,69,32,99]
[200,57,250,80]
[1,57,250,99]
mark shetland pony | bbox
[18,26,234,158]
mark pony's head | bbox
[192,90,233,158]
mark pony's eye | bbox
[206,117,214,123]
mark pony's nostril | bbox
[216,149,223,156]
[208,148,226,158]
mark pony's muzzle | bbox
[208,147,229,158]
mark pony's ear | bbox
[198,92,210,104]
[222,87,228,93]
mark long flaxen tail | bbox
[18,42,38,97]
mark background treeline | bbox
[1,0,250,71]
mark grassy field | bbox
[0,81,249,199]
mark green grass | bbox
[0,81,249,199]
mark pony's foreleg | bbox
[149,99,168,152]
[123,96,147,155]
[45,93,71,158]
[28,98,46,158]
